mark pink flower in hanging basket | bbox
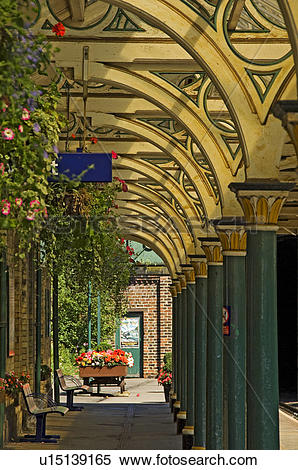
[1,200,11,215]
[2,128,14,140]
[21,108,30,121]
[15,198,23,207]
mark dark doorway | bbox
[277,235,297,401]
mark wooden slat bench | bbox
[21,383,68,443]
[56,369,89,411]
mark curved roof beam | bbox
[117,202,186,258]
[99,0,294,176]
[117,214,185,266]
[122,182,195,253]
[90,112,223,220]
[277,0,298,89]
[120,230,178,277]
[87,63,242,180]
[114,156,204,246]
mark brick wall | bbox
[126,275,172,378]
[3,235,51,442]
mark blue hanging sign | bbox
[50,152,112,182]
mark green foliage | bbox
[40,364,52,381]
[163,352,172,372]
[57,344,78,376]
[0,2,65,254]
[0,3,134,353]
[52,182,134,351]
[96,341,113,351]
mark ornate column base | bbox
[182,425,194,449]
[176,410,187,434]
[173,400,180,422]
[170,393,176,413]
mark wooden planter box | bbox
[79,365,127,378]
[79,366,127,394]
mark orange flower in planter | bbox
[75,349,134,368]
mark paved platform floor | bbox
[4,378,298,450]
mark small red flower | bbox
[114,176,128,192]
[111,151,118,159]
[71,133,76,139]
[120,238,125,245]
[91,137,98,144]
[52,22,65,37]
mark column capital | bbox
[273,101,298,156]
[229,180,295,230]
[211,218,247,256]
[176,272,187,289]
[198,237,223,265]
[181,264,196,284]
[173,279,182,294]
[169,284,177,298]
[188,255,208,278]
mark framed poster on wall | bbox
[120,317,140,348]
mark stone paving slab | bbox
[4,379,298,450]
[4,378,182,450]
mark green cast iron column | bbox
[176,273,187,432]
[201,239,224,450]
[223,255,246,449]
[229,181,295,450]
[173,280,182,419]
[189,256,208,450]
[0,251,7,449]
[88,281,92,350]
[246,229,279,449]
[53,269,60,403]
[170,285,177,397]
[182,265,196,448]
[97,292,101,346]
[35,265,42,394]
[215,220,247,450]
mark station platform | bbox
[4,379,298,450]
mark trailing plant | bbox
[163,352,172,372]
[40,364,52,381]
[0,1,65,256]
[42,180,134,350]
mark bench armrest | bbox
[62,375,83,387]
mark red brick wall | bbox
[126,275,172,378]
